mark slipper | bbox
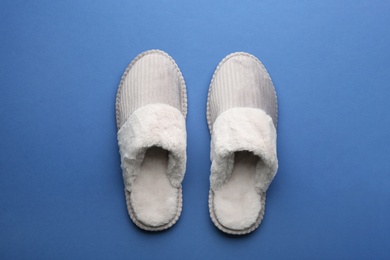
[207,52,278,235]
[116,50,187,231]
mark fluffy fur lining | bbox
[117,103,186,192]
[210,107,278,193]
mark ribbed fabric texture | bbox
[208,53,277,128]
[118,50,186,129]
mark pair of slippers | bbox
[116,50,278,235]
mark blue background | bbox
[1,0,390,259]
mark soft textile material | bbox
[118,103,186,193]
[129,147,180,227]
[210,107,278,194]
[116,50,187,128]
[207,52,277,130]
[212,151,263,231]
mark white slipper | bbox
[207,52,278,235]
[116,50,187,231]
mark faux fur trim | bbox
[210,107,278,193]
[117,103,186,192]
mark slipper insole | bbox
[213,151,263,230]
[131,146,178,227]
